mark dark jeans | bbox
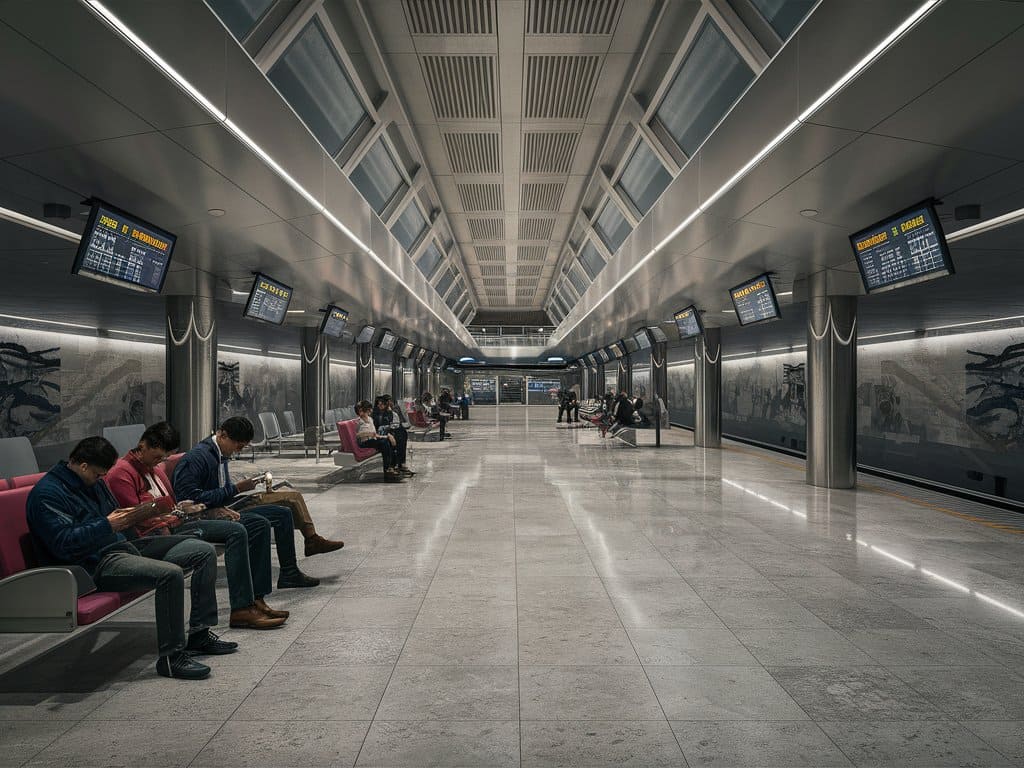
[93,539,217,657]
[178,518,272,609]
[392,427,408,465]
[436,415,449,438]
[360,437,394,470]
[241,504,297,570]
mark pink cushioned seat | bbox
[11,472,45,489]
[76,592,125,625]
[336,420,378,462]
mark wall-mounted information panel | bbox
[320,306,348,338]
[673,306,704,339]
[243,273,292,325]
[729,274,780,326]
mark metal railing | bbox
[473,333,551,347]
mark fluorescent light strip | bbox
[218,344,261,353]
[0,205,82,243]
[860,330,915,341]
[552,0,942,345]
[0,313,97,332]
[108,329,164,340]
[975,592,1024,619]
[946,203,1024,241]
[83,1,466,343]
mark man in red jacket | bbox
[106,422,287,630]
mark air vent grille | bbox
[443,132,501,174]
[479,264,506,276]
[482,277,507,287]
[518,217,556,240]
[516,264,544,277]
[457,183,504,211]
[520,182,564,211]
[405,0,494,34]
[522,131,580,174]
[527,0,620,34]
[517,245,548,261]
[475,245,506,261]
[524,55,600,119]
[467,218,504,240]
[422,56,496,119]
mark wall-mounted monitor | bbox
[435,356,447,369]
[633,329,652,350]
[850,200,954,293]
[320,305,349,338]
[607,343,625,359]
[243,272,293,325]
[399,341,415,358]
[72,199,176,293]
[729,274,780,326]
[354,324,376,344]
[415,348,428,365]
[673,305,704,339]
[378,330,398,351]
[596,348,610,363]
[622,336,641,354]
[647,326,669,343]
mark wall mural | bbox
[217,352,300,439]
[723,352,807,451]
[329,362,357,415]
[667,362,695,427]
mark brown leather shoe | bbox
[305,534,345,557]
[229,605,287,629]
[254,597,289,620]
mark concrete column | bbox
[300,327,328,447]
[651,341,668,427]
[694,327,722,448]
[165,293,217,449]
[355,342,374,403]
[806,271,858,489]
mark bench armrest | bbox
[0,567,80,632]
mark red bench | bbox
[407,408,439,440]
[11,472,45,489]
[332,419,383,470]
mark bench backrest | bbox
[102,424,146,457]
[0,486,37,579]
[164,453,184,482]
[0,479,7,491]
[0,436,39,479]
[11,472,46,489]
[336,420,378,461]
[257,411,281,443]
[408,409,432,429]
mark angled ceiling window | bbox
[267,18,368,157]
[459,303,475,324]
[593,199,632,255]
[654,19,754,156]
[435,267,457,299]
[749,0,816,41]
[445,287,464,310]
[548,302,564,324]
[578,240,606,281]
[566,263,588,296]
[350,139,408,215]
[552,291,571,319]
[391,201,429,253]
[617,140,673,215]
[206,0,274,40]
[416,240,444,279]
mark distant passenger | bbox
[459,393,470,420]
[356,399,398,475]
[613,391,635,429]
[106,422,287,630]
[27,437,226,680]
[420,391,449,440]
[374,395,413,475]
[173,417,330,589]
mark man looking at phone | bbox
[105,422,287,630]
[27,437,225,680]
[173,417,320,588]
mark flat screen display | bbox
[622,336,640,354]
[378,330,397,351]
[633,330,652,350]
[850,200,954,293]
[673,305,704,339]
[729,274,780,326]
[647,326,669,343]
[72,199,176,293]
[319,305,348,338]
[607,343,624,359]
[415,348,427,365]
[243,273,292,325]
[596,349,610,363]
[399,341,415,358]
[354,325,376,344]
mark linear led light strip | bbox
[553,0,944,345]
[78,0,467,344]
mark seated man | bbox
[105,422,287,629]
[27,437,230,680]
[173,417,326,589]
[356,399,398,475]
[374,395,412,475]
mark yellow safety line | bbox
[723,445,1024,536]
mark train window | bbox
[617,139,672,215]
[206,0,273,40]
[350,138,408,215]
[593,199,632,255]
[267,18,367,157]
[654,18,754,156]
[391,201,429,253]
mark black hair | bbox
[356,400,374,414]
[140,421,180,452]
[219,416,254,442]
[69,436,119,470]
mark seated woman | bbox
[356,400,398,475]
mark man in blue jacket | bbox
[172,416,319,588]
[27,437,234,680]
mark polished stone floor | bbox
[3,406,1024,766]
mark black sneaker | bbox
[277,569,320,589]
[156,651,211,680]
[186,629,239,656]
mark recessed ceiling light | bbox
[286,309,305,314]
[722,309,735,313]
[800,209,819,218]
[207,208,226,217]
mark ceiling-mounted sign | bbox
[243,272,292,325]
[729,273,780,326]
[850,200,954,293]
[673,306,703,339]
[320,305,348,338]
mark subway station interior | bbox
[2,0,1024,765]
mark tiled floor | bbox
[3,405,1024,766]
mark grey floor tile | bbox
[519,666,664,720]
[705,596,831,629]
[520,720,684,767]
[413,597,518,628]
[964,721,1024,763]
[844,628,998,666]
[376,665,518,720]
[26,719,221,767]
[647,666,809,721]
[670,720,853,767]
[304,597,424,630]
[191,719,370,767]
[399,626,519,665]
[627,628,760,666]
[0,690,120,722]
[889,666,1024,720]
[0,720,74,766]
[797,596,932,630]
[356,720,519,767]
[518,624,639,665]
[284,628,407,665]
[610,593,726,629]
[817,720,1013,767]
[734,628,876,666]
[231,664,392,720]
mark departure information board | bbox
[634,330,652,350]
[243,273,292,325]
[320,305,348,338]
[647,326,669,343]
[850,201,954,293]
[400,342,415,358]
[379,330,397,351]
[673,306,703,339]
[354,325,375,344]
[730,274,780,326]
[596,349,610,363]
[72,200,175,293]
